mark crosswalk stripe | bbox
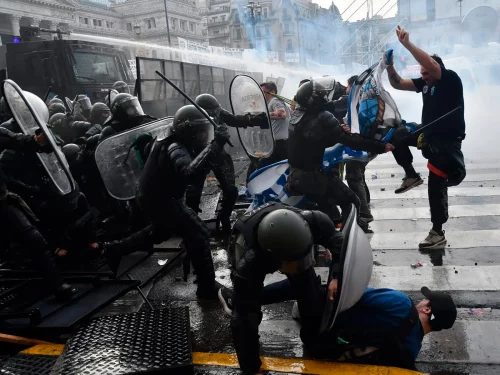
[261,265,500,292]
[372,204,500,220]
[370,229,500,250]
[370,187,500,200]
[366,173,500,186]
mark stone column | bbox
[9,15,22,36]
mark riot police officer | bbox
[221,202,346,375]
[112,81,130,94]
[48,102,66,118]
[287,77,394,223]
[0,126,78,301]
[191,93,268,234]
[104,105,230,299]
[99,93,154,142]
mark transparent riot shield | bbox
[2,80,75,195]
[229,75,273,159]
[320,206,373,332]
[95,117,173,200]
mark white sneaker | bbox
[291,301,300,321]
[419,230,447,249]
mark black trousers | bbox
[246,139,288,182]
[392,127,463,226]
[231,265,324,375]
[119,198,216,284]
[185,151,238,224]
[346,161,371,217]
[0,200,64,290]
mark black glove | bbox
[214,125,231,147]
[254,112,269,129]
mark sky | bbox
[311,0,399,21]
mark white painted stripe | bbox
[370,187,500,200]
[370,229,500,250]
[367,172,500,186]
[372,204,500,220]
[365,163,500,178]
[369,265,500,291]
[260,265,500,292]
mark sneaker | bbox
[419,230,447,249]
[218,287,234,316]
[291,301,301,321]
[196,280,224,300]
[395,175,423,194]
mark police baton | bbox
[395,106,462,145]
[43,86,52,103]
[155,70,234,147]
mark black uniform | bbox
[287,108,386,222]
[185,110,268,232]
[108,130,226,297]
[0,128,66,291]
[229,202,343,374]
[393,66,466,227]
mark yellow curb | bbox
[192,352,427,375]
[21,344,65,356]
[20,346,427,374]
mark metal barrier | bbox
[136,57,264,158]
[136,57,263,118]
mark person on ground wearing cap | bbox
[220,201,348,375]
[220,274,457,370]
[387,26,466,249]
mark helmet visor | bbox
[121,97,145,118]
[312,77,337,99]
[193,120,214,147]
[79,97,92,112]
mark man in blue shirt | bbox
[387,26,466,249]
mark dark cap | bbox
[421,287,457,331]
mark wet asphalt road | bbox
[140,152,500,375]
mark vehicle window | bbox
[72,51,124,83]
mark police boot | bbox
[102,241,123,276]
[55,283,79,302]
[190,248,222,300]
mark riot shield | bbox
[2,80,75,195]
[229,75,273,159]
[320,206,373,333]
[95,117,173,200]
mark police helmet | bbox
[49,102,66,117]
[110,93,145,121]
[90,102,111,125]
[76,95,92,113]
[62,143,81,164]
[49,112,67,128]
[172,105,214,148]
[257,209,314,274]
[112,81,130,94]
[24,91,50,124]
[195,94,221,117]
[48,97,64,106]
[295,77,338,109]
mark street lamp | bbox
[293,3,303,65]
[244,1,262,45]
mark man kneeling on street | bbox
[220,203,457,373]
